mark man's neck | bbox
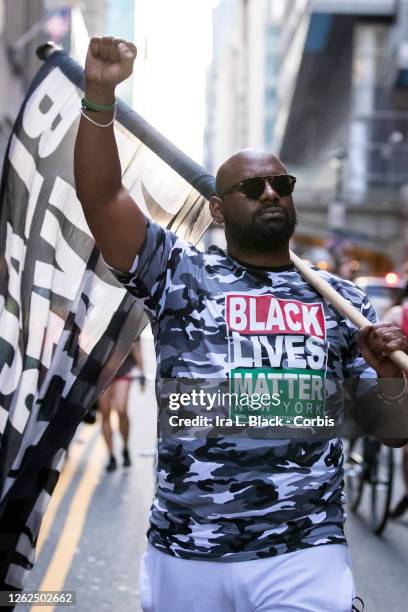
[227,244,292,268]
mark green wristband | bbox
[81,96,117,112]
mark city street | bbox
[346,471,408,612]
[21,333,158,612]
[2,1,408,611]
[19,334,408,612]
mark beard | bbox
[225,206,297,253]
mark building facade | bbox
[0,0,80,155]
[0,0,136,159]
[204,0,307,174]
[0,0,44,153]
[103,0,135,105]
[80,0,136,105]
[204,0,240,173]
[204,0,408,272]
[80,0,106,37]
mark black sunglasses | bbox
[219,174,296,200]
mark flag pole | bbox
[36,44,408,373]
[290,250,408,372]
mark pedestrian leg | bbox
[111,378,131,466]
[99,386,117,471]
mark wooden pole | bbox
[290,250,408,373]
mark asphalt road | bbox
[20,333,408,611]
[21,331,157,612]
[345,448,408,612]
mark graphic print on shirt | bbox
[225,294,328,423]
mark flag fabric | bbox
[0,48,214,592]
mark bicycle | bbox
[345,437,394,534]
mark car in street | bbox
[354,275,405,320]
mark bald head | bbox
[215,149,287,196]
[209,148,297,262]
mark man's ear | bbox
[209,195,224,224]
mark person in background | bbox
[383,281,408,517]
[99,337,145,471]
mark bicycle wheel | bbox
[345,438,366,511]
[369,440,394,534]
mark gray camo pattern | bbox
[112,218,377,561]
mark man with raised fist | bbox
[75,37,408,612]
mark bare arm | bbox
[74,37,145,271]
[357,324,408,447]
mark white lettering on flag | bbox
[9,136,44,238]
[0,225,25,396]
[38,210,87,300]
[22,67,80,158]
[49,177,92,236]
[78,271,125,354]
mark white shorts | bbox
[139,542,355,612]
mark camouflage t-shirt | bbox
[111,217,377,562]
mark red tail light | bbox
[385,272,400,286]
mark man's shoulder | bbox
[204,243,227,257]
[200,244,230,266]
[155,237,228,277]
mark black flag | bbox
[0,47,215,591]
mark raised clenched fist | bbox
[85,36,137,90]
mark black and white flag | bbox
[0,48,214,591]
